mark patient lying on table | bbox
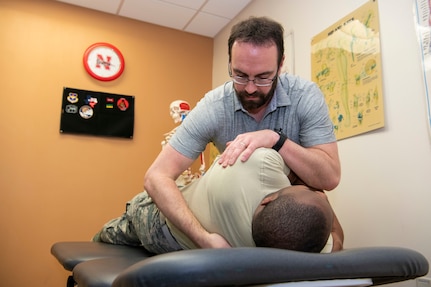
[93,148,343,254]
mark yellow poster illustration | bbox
[311,0,384,140]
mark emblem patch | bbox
[65,105,78,114]
[85,95,98,108]
[79,105,94,119]
[117,98,129,111]
[67,92,79,103]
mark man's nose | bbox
[244,80,258,94]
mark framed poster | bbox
[414,0,431,136]
[60,87,134,139]
[311,0,384,140]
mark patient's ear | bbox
[254,192,279,220]
[260,193,278,206]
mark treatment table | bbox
[51,241,429,287]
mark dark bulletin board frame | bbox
[60,87,135,139]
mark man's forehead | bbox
[230,42,278,73]
[231,41,277,55]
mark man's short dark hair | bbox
[252,194,331,253]
[228,16,285,66]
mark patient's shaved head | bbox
[252,186,333,252]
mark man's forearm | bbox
[145,178,231,248]
[144,145,230,249]
[144,172,207,246]
[280,141,340,191]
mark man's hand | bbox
[218,130,278,167]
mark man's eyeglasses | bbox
[228,65,278,87]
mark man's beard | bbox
[235,78,277,112]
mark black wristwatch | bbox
[272,129,287,152]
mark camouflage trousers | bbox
[92,191,183,254]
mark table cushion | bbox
[51,241,153,271]
[112,247,429,287]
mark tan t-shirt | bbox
[167,148,291,248]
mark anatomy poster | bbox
[311,0,384,140]
[414,0,431,136]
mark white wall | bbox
[213,0,431,285]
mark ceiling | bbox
[56,0,252,38]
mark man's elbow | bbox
[324,173,340,191]
[143,170,154,192]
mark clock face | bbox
[83,43,125,81]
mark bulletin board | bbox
[311,0,385,140]
[60,87,134,139]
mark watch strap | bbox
[272,129,287,152]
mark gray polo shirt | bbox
[169,73,335,159]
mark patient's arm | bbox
[330,211,344,251]
[312,187,344,252]
[319,191,344,252]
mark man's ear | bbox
[278,55,285,73]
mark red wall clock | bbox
[83,42,125,81]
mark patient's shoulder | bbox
[248,148,285,168]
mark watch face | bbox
[83,43,125,81]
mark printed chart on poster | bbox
[414,0,431,136]
[311,0,384,140]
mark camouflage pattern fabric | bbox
[93,191,183,254]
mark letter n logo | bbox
[96,54,112,70]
